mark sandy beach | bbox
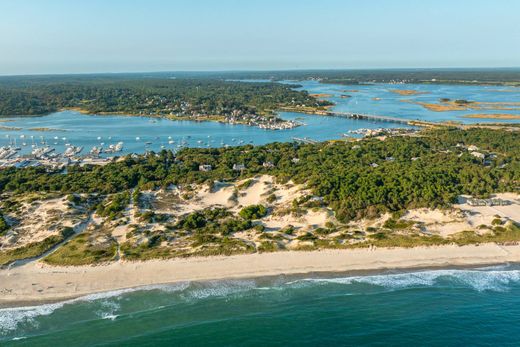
[2,243,520,307]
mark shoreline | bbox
[2,243,520,307]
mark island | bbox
[0,75,333,130]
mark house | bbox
[199,164,212,172]
[262,161,275,168]
[468,145,479,152]
[467,198,509,207]
[370,163,379,168]
[291,158,300,164]
[471,152,485,160]
[233,163,246,171]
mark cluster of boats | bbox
[1,134,125,164]
[1,131,269,169]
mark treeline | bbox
[192,69,520,86]
[0,75,329,116]
[0,128,518,222]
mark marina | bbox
[0,109,414,168]
[1,81,519,169]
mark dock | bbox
[292,137,319,144]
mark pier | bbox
[292,137,319,144]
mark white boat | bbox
[63,145,83,157]
[31,146,55,158]
[104,142,124,153]
[90,146,103,156]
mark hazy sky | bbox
[1,0,519,75]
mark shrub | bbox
[60,226,75,239]
[239,205,267,220]
[266,194,277,204]
[492,218,503,226]
[0,213,9,235]
[178,212,206,229]
[282,225,295,235]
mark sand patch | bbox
[462,114,520,120]
[0,197,87,250]
[389,89,429,96]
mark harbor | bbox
[0,109,413,168]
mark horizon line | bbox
[1,66,520,78]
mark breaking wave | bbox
[3,265,520,336]
[295,266,520,292]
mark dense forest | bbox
[1,128,518,222]
[0,75,330,117]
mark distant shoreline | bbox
[2,243,520,307]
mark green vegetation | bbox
[0,75,330,118]
[0,212,8,235]
[96,192,130,220]
[239,205,268,220]
[202,69,520,86]
[1,128,518,224]
[1,127,519,263]
[358,223,520,249]
[44,231,117,266]
[0,225,76,265]
[0,235,62,266]
[383,218,415,230]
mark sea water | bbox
[1,82,518,157]
[2,264,520,346]
[0,111,410,157]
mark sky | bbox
[1,0,519,75]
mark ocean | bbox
[2,264,520,346]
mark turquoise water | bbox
[2,265,520,346]
[2,82,520,345]
[0,111,409,156]
[1,82,518,157]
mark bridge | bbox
[323,111,412,124]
